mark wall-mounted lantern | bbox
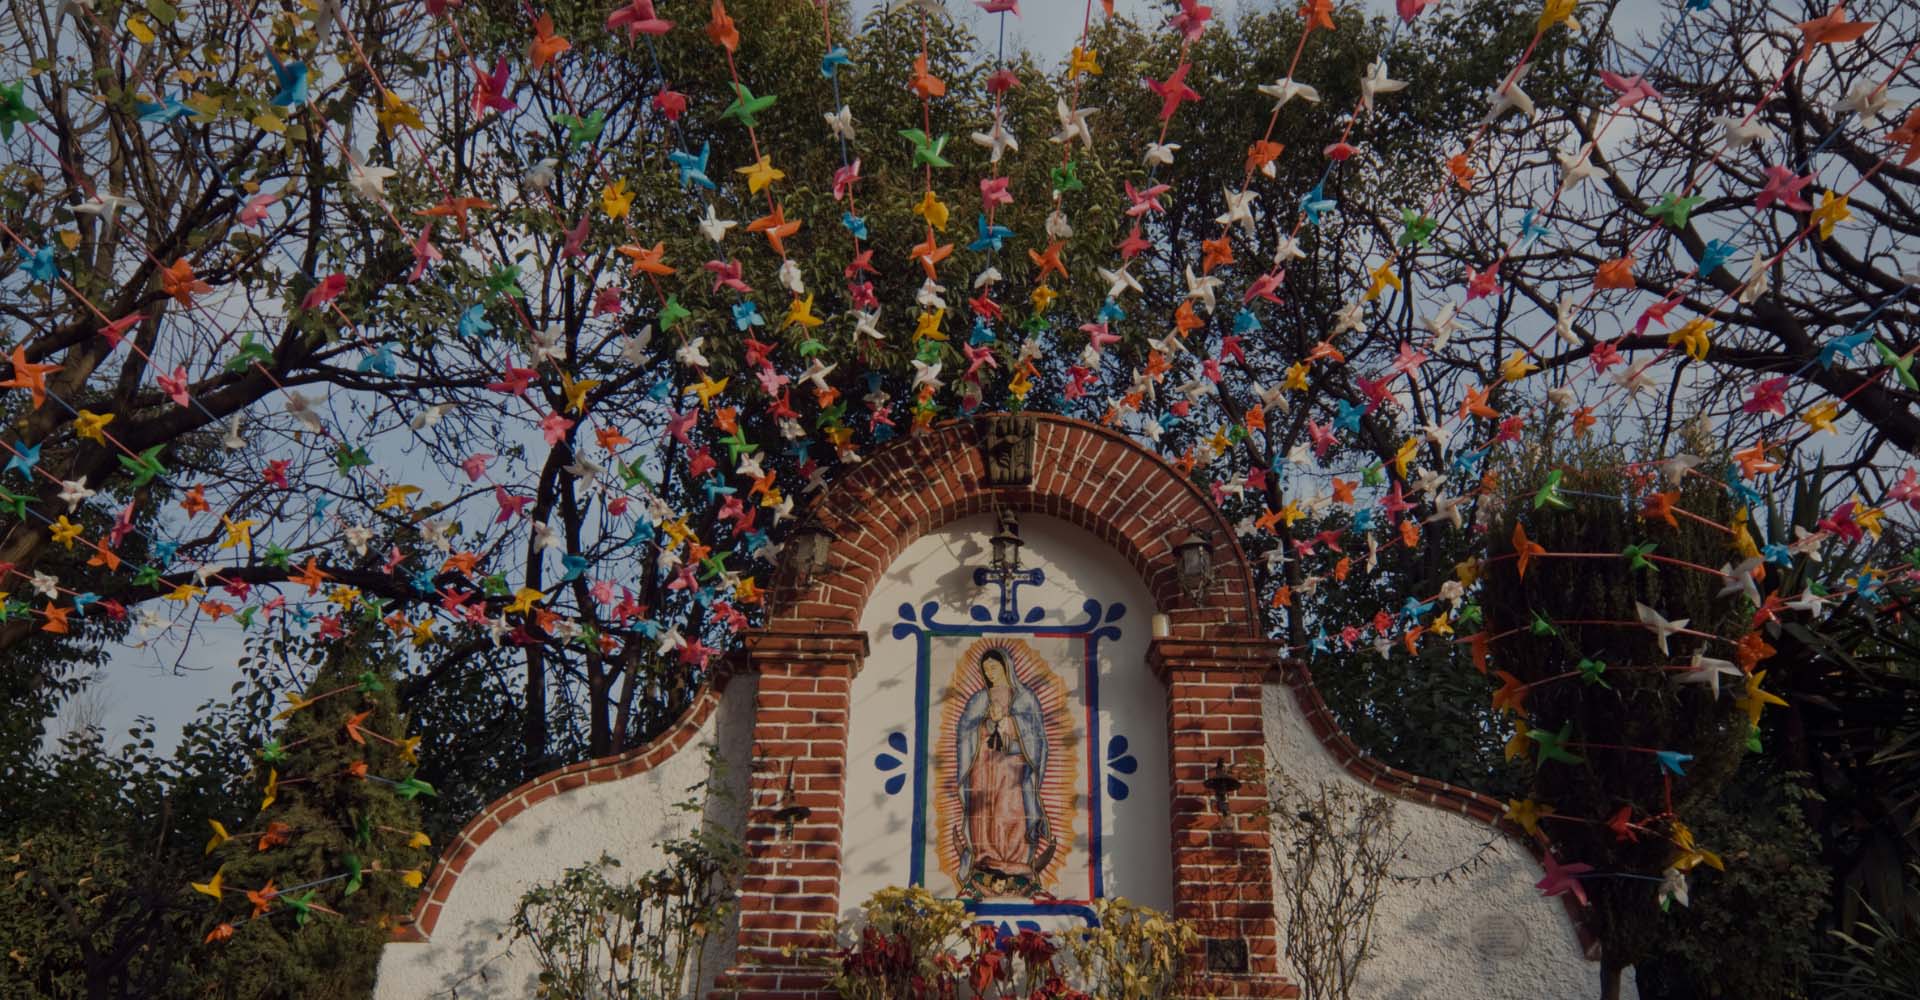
[1204,757,1242,814]
[1170,527,1215,602]
[772,764,811,840]
[785,519,832,586]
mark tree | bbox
[1479,439,1760,998]
[190,631,430,1000]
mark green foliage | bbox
[1482,438,1751,977]
[510,829,742,1000]
[1634,767,1830,999]
[1814,863,1920,1000]
[188,633,430,1000]
[0,664,277,997]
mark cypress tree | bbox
[189,632,433,999]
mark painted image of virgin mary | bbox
[954,648,1053,897]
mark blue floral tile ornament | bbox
[875,731,908,796]
[1105,734,1138,800]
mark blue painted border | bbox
[890,597,1126,921]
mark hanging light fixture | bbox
[989,507,1024,577]
[1170,526,1214,602]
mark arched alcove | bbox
[719,415,1292,999]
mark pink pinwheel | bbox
[831,159,861,202]
[606,0,673,39]
[1146,61,1201,120]
[975,0,1018,13]
[99,314,141,348]
[1741,376,1789,416]
[488,365,537,397]
[460,454,493,481]
[980,175,1013,210]
[1171,0,1212,41]
[962,344,998,380]
[470,58,516,116]
[301,273,346,310]
[1754,164,1814,211]
[704,258,751,294]
[1534,852,1593,907]
[560,215,590,259]
[1124,179,1171,218]
[539,412,574,445]
[158,366,191,408]
[1243,271,1284,304]
[494,485,531,522]
[408,225,442,283]
[664,408,698,446]
[1599,70,1663,108]
[1308,420,1338,457]
[1078,321,1120,353]
[1396,0,1438,22]
[593,286,622,315]
[238,191,277,227]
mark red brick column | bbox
[710,628,866,1000]
[1152,637,1298,1000]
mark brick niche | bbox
[713,415,1294,999]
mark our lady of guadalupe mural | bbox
[933,638,1079,902]
[953,647,1054,897]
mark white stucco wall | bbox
[1263,686,1631,999]
[373,676,757,999]
[377,507,1619,999]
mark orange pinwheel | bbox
[1245,140,1284,174]
[910,53,946,99]
[1468,631,1491,674]
[1889,107,1920,167]
[159,258,211,305]
[1594,255,1636,290]
[1793,4,1873,59]
[414,196,494,240]
[1511,521,1545,579]
[1456,385,1498,420]
[1299,0,1337,32]
[706,0,738,52]
[1201,235,1234,273]
[1492,670,1528,714]
[1173,300,1203,334]
[1028,241,1067,281]
[290,557,331,592]
[344,709,372,744]
[41,603,70,634]
[909,233,952,279]
[1639,490,1678,528]
[0,346,61,409]
[1446,151,1475,191]
[617,241,674,276]
[247,880,277,918]
[746,204,801,256]
[528,13,570,70]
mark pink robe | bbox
[966,693,1034,877]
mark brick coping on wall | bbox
[390,680,728,943]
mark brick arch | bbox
[721,414,1297,999]
[769,414,1259,639]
